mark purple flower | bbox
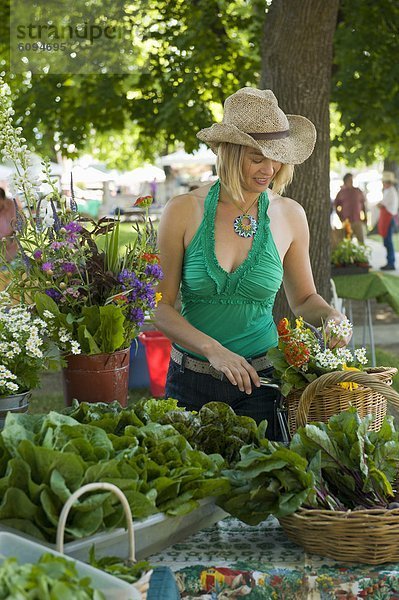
[33,249,43,260]
[64,222,82,234]
[129,307,145,326]
[42,262,54,273]
[145,263,163,280]
[45,288,62,302]
[50,241,64,250]
[61,262,77,275]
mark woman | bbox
[0,187,18,262]
[154,87,349,435]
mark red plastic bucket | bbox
[138,331,171,397]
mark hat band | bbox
[247,130,289,140]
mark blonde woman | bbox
[154,87,349,436]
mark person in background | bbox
[378,171,399,271]
[149,178,158,203]
[154,87,350,438]
[334,173,367,244]
[0,187,18,262]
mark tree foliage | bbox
[1,0,263,167]
[332,0,399,164]
[3,0,399,169]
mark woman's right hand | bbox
[205,346,261,394]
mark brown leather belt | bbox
[170,345,272,380]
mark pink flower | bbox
[42,262,54,273]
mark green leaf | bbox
[98,304,125,353]
[34,291,60,317]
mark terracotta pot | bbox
[62,348,130,407]
[0,390,31,429]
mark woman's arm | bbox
[154,195,260,393]
[282,202,349,344]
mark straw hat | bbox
[197,87,316,165]
[382,171,398,184]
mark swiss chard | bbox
[290,407,399,510]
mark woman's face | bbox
[241,147,281,192]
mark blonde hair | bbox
[216,143,294,202]
[216,143,246,204]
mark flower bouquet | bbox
[0,78,163,405]
[267,317,395,436]
[267,316,367,397]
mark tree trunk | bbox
[260,0,339,322]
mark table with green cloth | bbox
[332,271,399,366]
[332,271,399,314]
[148,516,399,599]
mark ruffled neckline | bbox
[203,180,270,285]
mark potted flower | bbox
[0,291,53,426]
[331,220,371,275]
[0,79,163,407]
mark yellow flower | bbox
[295,316,304,329]
[155,292,162,306]
[339,364,360,390]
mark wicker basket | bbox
[279,506,399,565]
[57,482,152,599]
[285,367,398,437]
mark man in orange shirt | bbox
[334,173,366,244]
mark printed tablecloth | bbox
[148,516,399,599]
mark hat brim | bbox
[197,115,316,165]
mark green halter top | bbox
[180,180,283,359]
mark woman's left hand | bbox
[324,313,353,348]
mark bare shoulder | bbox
[165,183,212,211]
[268,190,307,221]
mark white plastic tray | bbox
[65,497,228,562]
[0,497,227,562]
[0,531,140,600]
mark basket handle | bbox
[56,482,135,562]
[296,370,399,430]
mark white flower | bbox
[70,341,81,355]
[354,347,368,365]
[327,317,353,338]
[43,310,55,320]
[43,213,55,228]
[5,381,19,392]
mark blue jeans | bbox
[165,358,283,440]
[384,218,396,267]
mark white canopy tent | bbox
[61,166,114,187]
[157,145,216,167]
[115,165,166,187]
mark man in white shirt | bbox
[378,171,399,271]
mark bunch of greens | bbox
[89,547,151,584]
[67,399,265,466]
[0,553,105,599]
[0,410,229,542]
[290,408,399,510]
[66,397,184,434]
[158,401,265,466]
[216,437,314,525]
